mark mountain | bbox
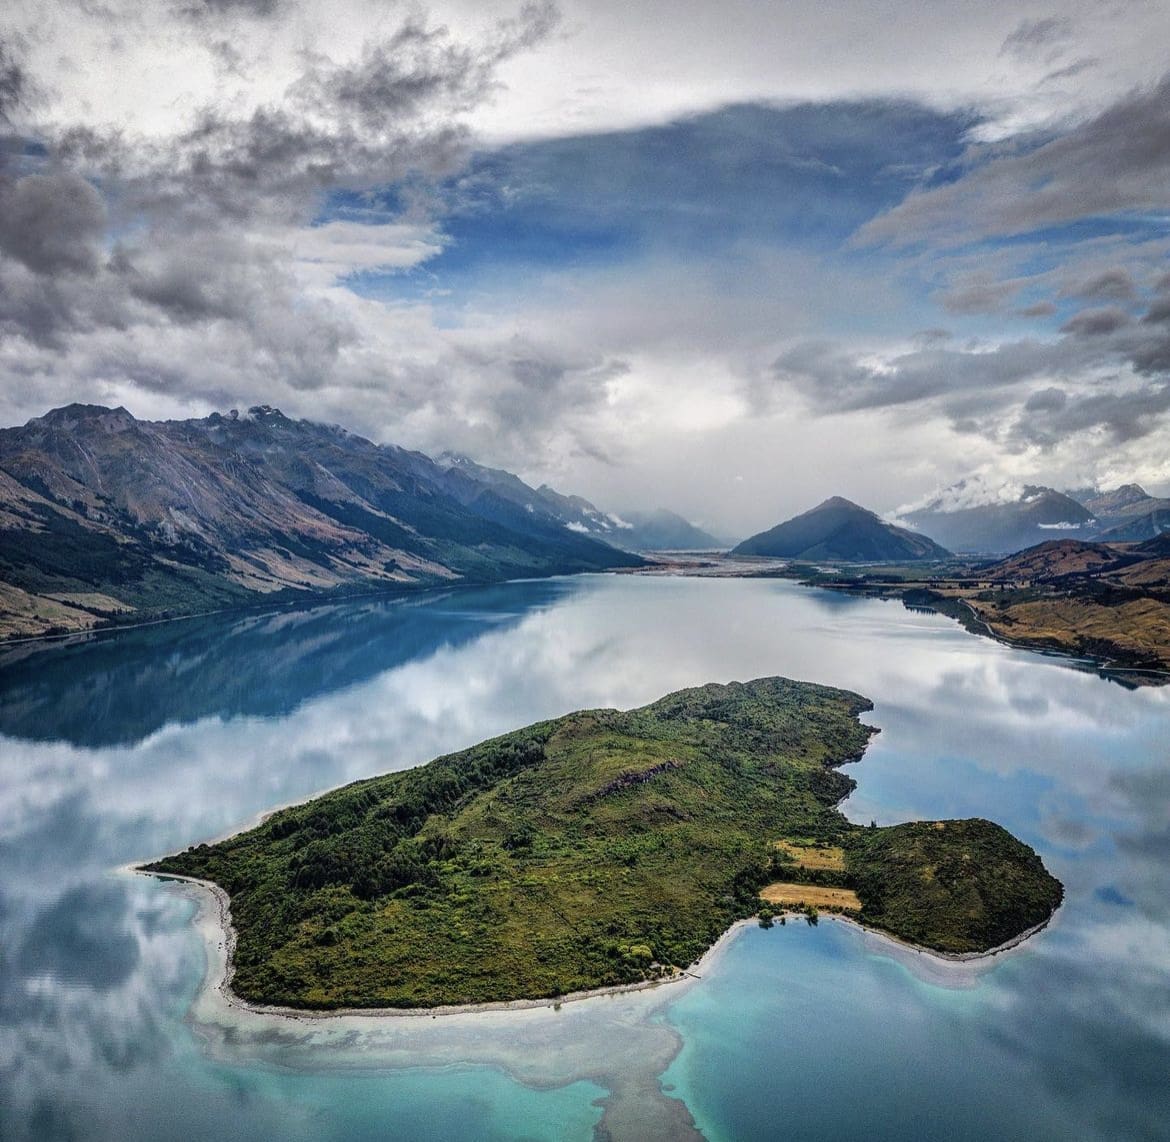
[437,453,634,543]
[902,485,1093,554]
[1097,509,1170,542]
[438,455,721,551]
[1077,484,1170,542]
[733,497,951,561]
[1078,483,1160,519]
[0,404,642,640]
[612,508,722,551]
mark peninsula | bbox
[145,677,1062,1010]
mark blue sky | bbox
[337,101,974,316]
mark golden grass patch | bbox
[759,882,861,911]
[773,840,847,871]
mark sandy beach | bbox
[131,865,1056,1023]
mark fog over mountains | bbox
[898,482,1170,553]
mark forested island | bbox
[145,677,1062,1010]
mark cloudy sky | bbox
[2,0,1169,532]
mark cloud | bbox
[1060,268,1137,302]
[999,15,1073,60]
[16,882,140,990]
[938,273,1021,315]
[0,172,107,275]
[858,73,1170,245]
[895,475,1026,516]
[194,0,284,17]
[0,5,566,425]
[0,39,24,124]
[765,278,1170,455]
[1060,306,1132,337]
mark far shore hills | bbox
[1,403,1168,682]
[142,677,1063,1011]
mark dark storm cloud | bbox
[859,73,1170,244]
[448,337,630,463]
[0,172,106,275]
[768,336,1104,414]
[1010,381,1170,447]
[295,3,558,129]
[0,0,561,422]
[1023,386,1067,413]
[195,0,283,16]
[1039,57,1098,85]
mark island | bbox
[143,677,1062,1010]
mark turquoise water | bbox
[2,575,1168,1139]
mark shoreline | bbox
[625,559,1170,685]
[131,866,1055,1023]
[10,562,1166,688]
[131,867,744,1021]
[0,565,609,651]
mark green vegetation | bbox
[145,677,1062,1009]
[843,819,1061,953]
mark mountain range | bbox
[733,497,951,562]
[0,404,646,640]
[4,402,1170,642]
[437,455,723,551]
[901,482,1170,553]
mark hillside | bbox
[869,537,1170,675]
[145,677,1062,1009]
[734,497,950,561]
[983,540,1127,581]
[0,405,642,640]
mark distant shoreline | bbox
[132,866,1055,1022]
[625,555,1170,686]
[10,561,1169,689]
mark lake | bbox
[2,574,1168,1140]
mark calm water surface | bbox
[2,575,1168,1140]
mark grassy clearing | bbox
[760,883,861,910]
[773,840,846,871]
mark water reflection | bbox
[0,580,577,747]
[1,575,1168,1141]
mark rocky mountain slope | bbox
[0,404,642,640]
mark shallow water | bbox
[2,575,1168,1140]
